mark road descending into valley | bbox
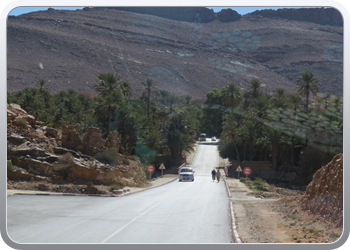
[7,140,231,244]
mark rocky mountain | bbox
[7,7,343,100]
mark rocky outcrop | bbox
[61,125,83,151]
[7,103,36,128]
[217,8,241,22]
[61,125,121,157]
[108,7,217,23]
[82,127,106,156]
[301,154,343,227]
[105,7,341,26]
[7,104,149,189]
[248,7,342,27]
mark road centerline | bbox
[101,201,163,243]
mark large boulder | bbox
[7,103,36,128]
[82,127,106,156]
[61,125,83,151]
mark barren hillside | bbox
[7,7,343,99]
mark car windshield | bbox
[180,168,192,172]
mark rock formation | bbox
[7,104,149,191]
[248,7,342,27]
[111,7,218,23]
[301,153,343,227]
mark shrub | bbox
[253,177,266,185]
[7,160,14,171]
[109,184,123,192]
[289,214,299,220]
[254,185,269,192]
[95,149,118,166]
[14,118,28,129]
[58,153,74,164]
[239,177,249,183]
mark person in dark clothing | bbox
[211,169,216,181]
[216,170,221,182]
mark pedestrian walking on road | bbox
[211,169,216,181]
[216,170,221,182]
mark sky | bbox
[8,6,316,16]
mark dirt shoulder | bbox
[7,174,179,196]
[224,177,343,243]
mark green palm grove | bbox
[8,70,342,182]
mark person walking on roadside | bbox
[216,170,221,182]
[211,169,216,181]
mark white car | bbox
[178,167,195,181]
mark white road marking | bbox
[101,201,162,243]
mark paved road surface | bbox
[7,141,231,244]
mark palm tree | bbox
[27,98,46,121]
[120,81,132,98]
[289,93,302,114]
[261,125,283,170]
[166,113,196,161]
[95,73,122,96]
[140,127,167,152]
[36,79,47,93]
[273,97,289,110]
[95,89,123,132]
[248,78,263,99]
[117,107,140,154]
[222,83,242,113]
[241,120,259,161]
[155,90,181,118]
[331,96,342,110]
[274,88,286,98]
[251,95,270,120]
[295,70,319,112]
[220,113,242,163]
[141,78,157,118]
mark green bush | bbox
[253,177,266,185]
[241,176,269,192]
[7,160,14,171]
[254,185,269,192]
[95,149,118,166]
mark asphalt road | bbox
[7,140,231,244]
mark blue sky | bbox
[9,6,314,16]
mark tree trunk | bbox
[233,142,241,164]
[272,144,278,171]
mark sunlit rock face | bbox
[7,104,148,188]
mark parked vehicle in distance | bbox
[178,167,195,181]
[198,133,206,141]
[211,136,216,141]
